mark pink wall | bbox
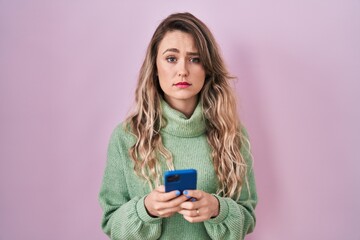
[1,1,359,239]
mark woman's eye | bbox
[166,57,177,63]
[190,57,201,63]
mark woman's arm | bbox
[98,126,162,240]
[203,167,257,239]
[203,127,257,240]
[179,165,257,240]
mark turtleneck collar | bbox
[160,99,206,138]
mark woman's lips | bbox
[174,82,191,88]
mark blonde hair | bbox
[126,12,249,199]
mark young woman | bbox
[99,12,257,240]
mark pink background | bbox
[1,1,359,239]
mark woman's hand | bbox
[178,190,220,223]
[144,185,188,218]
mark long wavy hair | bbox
[125,12,250,199]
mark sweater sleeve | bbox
[99,126,162,240]
[204,127,258,240]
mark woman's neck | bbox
[163,96,198,118]
[160,98,206,138]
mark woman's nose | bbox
[177,60,189,77]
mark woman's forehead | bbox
[157,30,198,54]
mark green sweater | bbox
[99,100,257,240]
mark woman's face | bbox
[156,30,206,110]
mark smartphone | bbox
[164,169,197,194]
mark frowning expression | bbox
[156,30,206,108]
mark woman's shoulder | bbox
[239,124,252,161]
[239,125,250,140]
[109,121,136,144]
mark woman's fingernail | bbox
[183,190,188,195]
[175,190,180,196]
[191,198,196,202]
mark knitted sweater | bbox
[99,100,257,240]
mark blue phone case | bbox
[164,169,197,194]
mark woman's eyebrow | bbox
[162,48,199,56]
[162,48,179,55]
[187,52,199,56]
